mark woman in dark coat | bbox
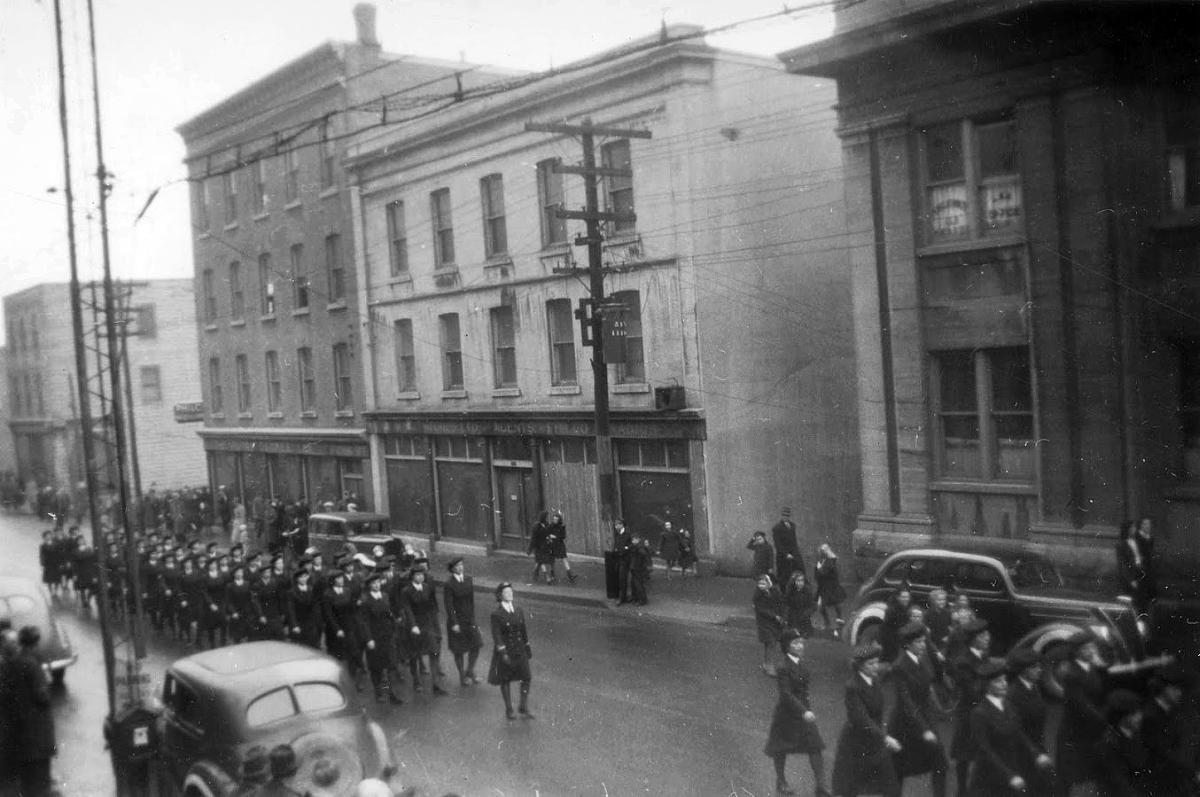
[223,564,255,644]
[879,585,913,663]
[887,623,948,797]
[286,568,322,648]
[815,543,847,638]
[527,512,556,584]
[746,531,774,581]
[400,565,447,695]
[547,511,577,584]
[677,527,698,576]
[753,574,786,673]
[488,582,533,720]
[831,642,901,797]
[359,572,403,704]
[178,555,205,647]
[321,570,365,690]
[444,557,484,685]
[10,626,56,796]
[199,558,227,649]
[764,630,829,796]
[783,570,816,638]
[659,521,684,579]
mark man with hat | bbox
[257,743,306,797]
[1055,629,1109,794]
[771,507,804,586]
[1006,647,1048,748]
[888,622,948,797]
[444,556,484,686]
[359,571,404,705]
[949,617,990,795]
[233,745,270,796]
[968,657,1053,797]
[831,642,901,797]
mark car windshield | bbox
[349,521,385,537]
[1004,555,1063,590]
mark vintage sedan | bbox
[846,548,1129,654]
[0,574,77,685]
[289,511,403,564]
[158,641,397,797]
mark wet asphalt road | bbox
[3,512,968,796]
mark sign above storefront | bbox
[173,401,204,423]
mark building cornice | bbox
[197,426,366,440]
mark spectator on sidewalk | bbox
[814,543,846,639]
[747,531,774,580]
[629,533,653,606]
[527,511,556,585]
[612,519,634,604]
[10,626,57,797]
[772,507,803,585]
[678,526,699,577]
[754,574,786,675]
[658,520,683,580]
[784,570,816,639]
[547,510,578,584]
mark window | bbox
[293,682,344,713]
[1180,342,1200,479]
[202,269,217,323]
[338,458,364,501]
[393,320,416,393]
[258,253,275,315]
[33,375,43,415]
[291,244,308,309]
[922,117,1021,243]
[480,173,508,257]
[537,158,567,246]
[229,261,244,321]
[546,299,576,385]
[265,351,281,412]
[128,305,156,337]
[325,234,344,303]
[251,159,267,214]
[283,147,300,203]
[431,188,455,266]
[140,366,162,403]
[490,305,517,388]
[193,179,210,232]
[601,139,635,235]
[235,354,251,413]
[222,170,238,224]
[29,319,38,350]
[319,119,336,190]
[246,687,296,728]
[297,347,315,413]
[208,357,223,414]
[333,343,353,411]
[933,347,1033,481]
[386,200,408,276]
[9,377,20,416]
[439,313,463,390]
[612,290,644,383]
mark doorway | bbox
[496,466,537,549]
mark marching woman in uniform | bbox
[178,555,205,647]
[968,658,1053,797]
[887,623,948,797]
[400,561,448,696]
[224,564,254,644]
[831,642,902,797]
[763,629,830,796]
[199,557,226,649]
[322,569,366,691]
[359,572,404,705]
[488,582,533,720]
[444,557,484,686]
[286,567,322,648]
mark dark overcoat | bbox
[528,521,554,565]
[771,520,801,583]
[400,583,442,657]
[763,656,825,756]
[444,576,483,655]
[968,698,1043,797]
[250,575,286,640]
[223,580,255,642]
[286,584,323,647]
[831,674,899,797]
[814,556,847,605]
[753,585,786,646]
[321,585,362,663]
[359,590,398,671]
[10,649,56,762]
[547,520,568,560]
[487,605,531,684]
[1008,676,1048,748]
[888,652,948,777]
[949,647,988,760]
[200,572,226,631]
[783,581,815,637]
[1055,659,1107,787]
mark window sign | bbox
[929,184,969,240]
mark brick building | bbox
[781,0,1200,577]
[346,26,858,569]
[176,5,518,512]
[4,279,206,492]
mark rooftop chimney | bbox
[353,3,379,47]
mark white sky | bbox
[0,0,833,343]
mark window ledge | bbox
[387,274,412,285]
[253,211,269,222]
[284,200,302,211]
[915,235,1026,259]
[334,410,355,418]
[319,186,339,199]
[260,313,276,323]
[441,389,468,400]
[223,221,240,232]
[491,387,521,398]
[205,323,218,332]
[540,242,571,255]
[300,411,318,419]
[613,382,650,394]
[237,412,253,420]
[230,319,246,328]
[210,412,226,420]
[433,267,460,289]
[327,301,347,311]
[929,480,1037,495]
[267,411,283,419]
[549,384,581,395]
[292,308,311,317]
[397,391,421,401]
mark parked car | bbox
[847,548,1129,654]
[158,641,397,797]
[0,574,76,685]
[289,511,403,564]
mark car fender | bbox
[182,760,236,797]
[849,602,887,646]
[368,719,393,773]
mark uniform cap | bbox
[446,556,464,571]
[779,628,804,651]
[898,621,927,645]
[494,581,513,600]
[975,657,1007,680]
[962,618,989,640]
[850,641,882,664]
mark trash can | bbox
[105,704,161,795]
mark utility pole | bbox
[524,118,651,523]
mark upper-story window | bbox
[229,261,244,321]
[601,139,636,236]
[1167,90,1200,212]
[258,253,275,315]
[140,365,162,404]
[439,313,464,390]
[265,350,281,413]
[393,320,416,393]
[546,299,576,386]
[319,118,336,190]
[251,159,268,214]
[931,347,1034,482]
[490,305,517,388]
[202,268,217,324]
[29,318,38,350]
[222,170,238,225]
[431,188,455,267]
[612,289,645,384]
[537,158,567,247]
[386,200,408,277]
[208,357,223,414]
[128,305,156,337]
[297,347,315,413]
[480,173,508,258]
[291,244,308,309]
[16,319,25,352]
[283,148,300,204]
[325,233,344,303]
[333,342,353,411]
[9,377,20,416]
[921,117,1021,244]
[235,354,251,413]
[193,179,210,232]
